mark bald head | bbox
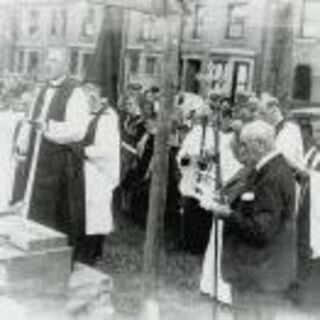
[239,120,276,166]
[44,47,69,81]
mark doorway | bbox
[185,59,201,94]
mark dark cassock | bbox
[222,153,297,319]
[176,122,215,255]
[120,123,154,226]
[11,77,90,259]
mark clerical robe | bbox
[11,78,90,253]
[84,107,120,235]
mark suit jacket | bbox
[222,154,297,293]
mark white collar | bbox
[256,150,280,171]
[50,75,66,86]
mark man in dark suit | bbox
[200,120,297,319]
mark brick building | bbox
[0,1,15,76]
[124,0,270,99]
[12,0,104,80]
[293,0,320,104]
[4,0,320,105]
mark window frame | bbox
[50,8,67,38]
[145,56,157,75]
[191,5,204,40]
[129,50,140,74]
[28,9,40,38]
[300,0,320,39]
[226,2,247,39]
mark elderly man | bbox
[78,83,120,264]
[200,120,297,319]
[257,93,304,170]
[11,48,90,260]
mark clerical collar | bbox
[49,76,66,88]
[256,150,280,171]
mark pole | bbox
[117,7,128,99]
[142,0,180,318]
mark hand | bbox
[197,185,231,218]
[16,121,32,155]
[32,120,48,133]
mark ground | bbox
[95,209,320,320]
[95,213,231,320]
[1,111,320,319]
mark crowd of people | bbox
[3,46,320,319]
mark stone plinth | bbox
[0,215,114,319]
[0,215,72,297]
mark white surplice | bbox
[44,86,90,144]
[276,121,304,216]
[304,146,320,258]
[84,108,120,235]
[177,124,215,198]
[200,132,242,304]
[276,121,304,170]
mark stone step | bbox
[0,216,67,252]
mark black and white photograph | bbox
[0,0,320,319]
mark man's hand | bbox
[197,184,232,218]
[16,121,32,156]
[28,120,48,133]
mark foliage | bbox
[0,74,36,112]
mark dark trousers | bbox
[76,235,105,265]
[181,197,212,255]
[232,287,291,320]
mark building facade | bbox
[12,0,104,80]
[124,0,270,100]
[293,0,320,104]
[4,0,320,105]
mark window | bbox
[210,61,228,90]
[130,51,140,74]
[145,57,157,75]
[70,50,79,75]
[28,51,39,74]
[226,3,248,39]
[28,10,40,37]
[17,51,25,73]
[81,7,96,38]
[141,16,157,41]
[293,64,311,100]
[82,53,93,75]
[192,5,205,39]
[301,0,320,38]
[234,62,250,92]
[51,9,67,37]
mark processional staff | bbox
[196,64,227,305]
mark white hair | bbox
[46,47,69,64]
[240,120,276,151]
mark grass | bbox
[95,212,213,318]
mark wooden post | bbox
[142,0,180,317]
[258,0,294,101]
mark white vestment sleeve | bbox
[85,110,120,187]
[44,88,90,144]
[310,171,320,258]
[276,123,304,170]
